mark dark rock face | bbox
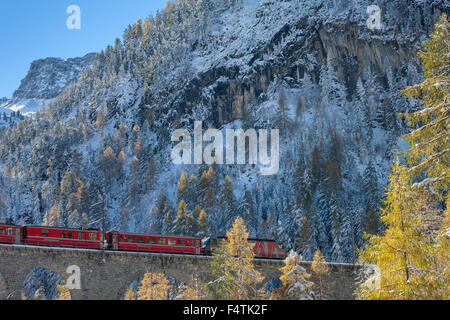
[162,1,448,128]
[11,53,96,101]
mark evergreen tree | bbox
[197,209,210,237]
[311,249,330,300]
[137,273,172,300]
[358,16,449,300]
[218,176,238,233]
[209,217,265,300]
[358,164,448,299]
[400,14,449,196]
[273,250,314,300]
[177,270,209,300]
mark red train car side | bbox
[107,232,202,255]
[24,226,104,249]
[0,224,22,244]
[205,237,286,259]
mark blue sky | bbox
[0,0,167,98]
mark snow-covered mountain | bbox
[0,0,447,263]
[0,53,96,117]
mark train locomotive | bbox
[0,224,286,259]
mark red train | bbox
[0,224,286,259]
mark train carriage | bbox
[0,224,22,244]
[24,226,104,249]
[205,237,286,259]
[107,231,203,255]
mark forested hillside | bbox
[0,0,448,263]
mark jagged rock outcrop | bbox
[11,53,96,101]
[0,53,95,117]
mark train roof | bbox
[0,223,21,227]
[107,231,202,240]
[215,236,278,242]
[23,225,101,232]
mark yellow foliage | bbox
[55,284,71,300]
[311,249,330,300]
[210,217,265,300]
[276,250,314,300]
[137,273,172,300]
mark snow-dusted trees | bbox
[177,270,209,300]
[209,217,265,300]
[358,15,450,299]
[173,200,195,236]
[218,176,238,233]
[272,250,314,300]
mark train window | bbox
[0,228,4,234]
[178,240,186,246]
[68,232,72,239]
[42,230,49,237]
[8,228,13,236]
[157,238,165,245]
[78,233,84,240]
[148,238,156,244]
[137,237,145,244]
[168,239,176,246]
[127,236,135,243]
[62,232,66,239]
[89,233,97,241]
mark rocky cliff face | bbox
[0,0,448,263]
[11,53,96,101]
[0,53,95,117]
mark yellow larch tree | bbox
[55,283,71,300]
[210,216,265,300]
[311,249,330,300]
[357,14,449,300]
[137,273,172,300]
[273,250,314,300]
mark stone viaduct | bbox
[0,244,361,300]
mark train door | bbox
[195,240,200,255]
[112,234,118,250]
[15,228,20,244]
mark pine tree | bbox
[358,16,449,299]
[209,217,265,300]
[197,209,210,237]
[357,164,448,299]
[43,205,61,227]
[68,209,79,229]
[124,287,135,300]
[400,14,449,196]
[177,172,189,205]
[55,283,71,300]
[137,273,172,300]
[218,176,238,233]
[273,250,314,300]
[239,185,256,234]
[80,213,89,230]
[311,249,330,300]
[173,200,195,236]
